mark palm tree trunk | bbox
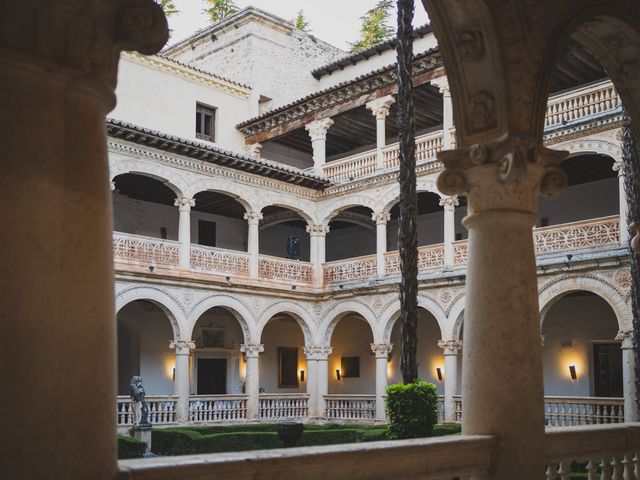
[396,0,418,384]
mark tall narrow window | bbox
[196,103,216,142]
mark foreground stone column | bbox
[366,96,395,170]
[170,340,195,424]
[0,1,167,479]
[613,159,629,246]
[371,344,393,421]
[373,212,391,277]
[306,118,334,175]
[438,138,568,480]
[616,329,638,422]
[304,346,332,418]
[241,343,264,420]
[175,196,195,268]
[440,196,459,270]
[245,211,263,278]
[438,339,462,422]
[307,224,329,288]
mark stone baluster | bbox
[304,346,333,418]
[439,196,459,270]
[175,196,195,268]
[432,77,454,149]
[307,224,330,288]
[244,211,263,278]
[366,96,396,170]
[306,118,334,176]
[169,340,196,424]
[371,343,393,421]
[373,212,391,277]
[613,158,629,246]
[616,329,638,422]
[438,339,462,422]
[241,343,264,420]
[437,137,569,480]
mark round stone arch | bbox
[554,139,622,163]
[318,194,379,226]
[115,285,186,341]
[255,197,316,225]
[447,293,467,341]
[109,161,188,198]
[379,181,442,215]
[185,178,257,213]
[187,295,254,343]
[379,296,448,344]
[538,275,629,330]
[256,301,315,346]
[318,300,377,346]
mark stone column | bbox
[371,344,393,421]
[306,118,334,175]
[241,343,264,420]
[307,224,330,287]
[0,2,167,479]
[432,77,453,149]
[245,143,263,160]
[440,196,459,270]
[438,339,462,422]
[613,159,629,246]
[244,211,263,278]
[304,346,333,418]
[170,340,195,424]
[366,96,396,170]
[373,212,391,277]
[437,138,568,480]
[175,196,195,268]
[616,329,638,422]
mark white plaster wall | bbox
[542,294,620,397]
[112,57,251,153]
[328,315,376,394]
[259,318,307,394]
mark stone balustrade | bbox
[545,80,620,129]
[324,395,377,421]
[258,255,313,283]
[534,216,620,255]
[113,232,180,266]
[323,254,378,283]
[322,150,378,183]
[259,394,309,420]
[190,245,250,276]
[544,396,625,427]
[189,395,248,423]
[116,395,177,428]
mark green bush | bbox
[298,429,360,446]
[357,428,388,442]
[117,435,147,459]
[432,423,461,436]
[385,380,438,439]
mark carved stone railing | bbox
[454,395,463,423]
[325,394,376,421]
[190,245,250,276]
[437,395,445,424]
[116,395,177,427]
[386,244,445,274]
[259,394,309,420]
[323,150,377,183]
[545,424,640,479]
[324,254,377,283]
[545,80,619,129]
[383,130,444,169]
[544,396,624,427]
[189,395,248,423]
[113,232,180,266]
[534,215,620,255]
[258,255,313,283]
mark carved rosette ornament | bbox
[372,212,391,225]
[303,346,333,360]
[240,343,264,358]
[169,340,196,355]
[174,196,196,211]
[438,339,462,355]
[616,330,634,350]
[370,343,393,359]
[306,224,330,237]
[244,211,263,225]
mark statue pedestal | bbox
[132,424,152,456]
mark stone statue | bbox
[129,376,151,427]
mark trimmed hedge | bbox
[432,423,461,436]
[385,380,439,439]
[117,435,147,459]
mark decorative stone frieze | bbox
[304,346,333,360]
[438,339,462,355]
[370,343,393,359]
[174,196,196,210]
[305,118,334,142]
[240,343,264,358]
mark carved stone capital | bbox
[240,343,264,358]
[372,212,391,225]
[438,339,462,355]
[174,196,195,210]
[616,329,634,349]
[110,181,116,191]
[612,159,623,176]
[370,343,393,359]
[437,137,568,216]
[244,211,263,224]
[439,196,459,209]
[366,96,396,120]
[430,76,450,95]
[169,340,196,354]
[304,346,333,360]
[305,118,334,142]
[245,143,263,160]
[306,224,330,236]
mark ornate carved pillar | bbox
[304,346,333,418]
[240,343,264,420]
[0,1,167,479]
[616,329,638,422]
[305,118,334,175]
[437,137,568,480]
[613,159,629,246]
[366,96,396,170]
[245,143,263,160]
[244,211,263,278]
[170,340,196,424]
[371,343,393,421]
[438,339,462,422]
[373,212,391,277]
[439,196,459,270]
[175,196,195,268]
[307,224,330,287]
[432,77,453,149]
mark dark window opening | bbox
[198,220,216,247]
[341,356,360,378]
[196,103,216,142]
[593,343,623,397]
[278,347,299,388]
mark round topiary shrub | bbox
[385,380,438,439]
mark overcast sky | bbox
[167,1,430,51]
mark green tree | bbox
[155,0,179,17]
[350,0,394,53]
[293,10,311,33]
[203,0,239,24]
